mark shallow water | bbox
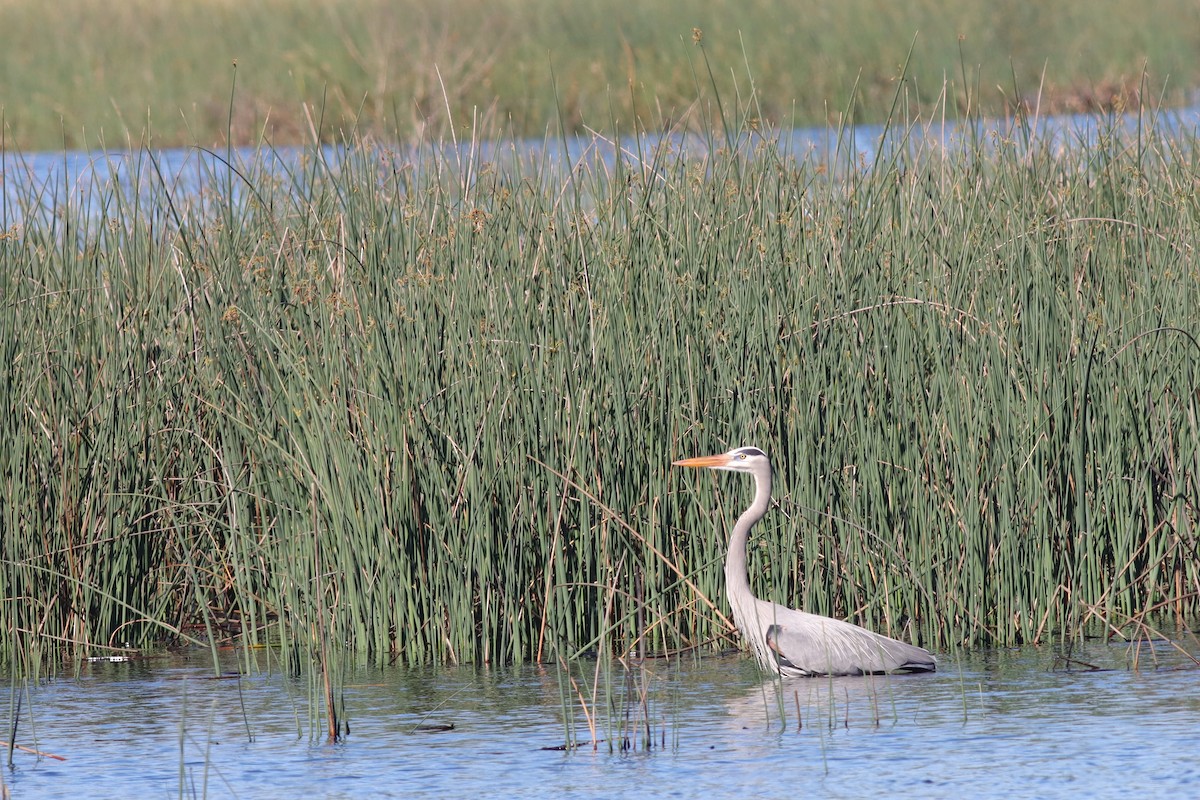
[4,634,1198,799]
[8,105,1200,231]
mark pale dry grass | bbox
[1,0,1198,150]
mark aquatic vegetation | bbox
[2,94,1199,677]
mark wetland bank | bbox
[1,1,1199,794]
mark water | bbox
[8,105,1200,232]
[4,635,1197,799]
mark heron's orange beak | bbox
[672,454,731,468]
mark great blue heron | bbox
[674,446,936,676]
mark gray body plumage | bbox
[677,446,936,677]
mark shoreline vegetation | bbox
[1,0,1199,151]
[2,4,1198,679]
[3,92,1198,673]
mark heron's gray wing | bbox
[765,613,935,676]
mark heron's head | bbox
[673,446,770,474]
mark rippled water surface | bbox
[5,635,1199,799]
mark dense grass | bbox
[3,93,1199,673]
[2,0,1200,150]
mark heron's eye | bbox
[738,453,746,460]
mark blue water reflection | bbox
[4,635,1198,799]
[5,106,1200,233]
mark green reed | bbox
[2,101,1199,676]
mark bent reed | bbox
[3,100,1198,672]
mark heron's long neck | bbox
[724,467,772,605]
